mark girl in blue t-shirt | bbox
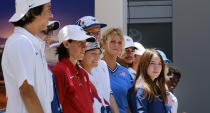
[127,49,169,113]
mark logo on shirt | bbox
[84,76,87,82]
[103,68,106,73]
[120,72,125,76]
[35,52,39,55]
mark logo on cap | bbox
[91,18,96,22]
[29,4,34,8]
[78,20,85,26]
[126,39,131,42]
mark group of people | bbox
[0,0,182,113]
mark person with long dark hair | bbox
[52,25,95,113]
[127,49,169,113]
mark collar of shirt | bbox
[128,68,136,80]
[14,27,46,52]
[128,68,136,74]
[139,80,144,89]
[80,65,95,83]
[61,58,81,75]
[108,62,120,73]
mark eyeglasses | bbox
[87,31,101,36]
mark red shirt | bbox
[52,58,93,113]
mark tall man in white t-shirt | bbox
[1,0,53,113]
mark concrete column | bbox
[95,0,127,34]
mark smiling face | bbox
[166,66,181,92]
[82,49,101,68]
[34,2,53,32]
[121,47,135,64]
[147,53,162,81]
[64,40,87,61]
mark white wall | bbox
[95,0,127,34]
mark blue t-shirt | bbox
[108,63,131,113]
[127,87,168,113]
[51,75,61,113]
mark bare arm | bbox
[110,94,119,113]
[19,80,44,113]
[127,105,132,113]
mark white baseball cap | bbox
[58,25,96,44]
[9,0,51,22]
[76,16,107,29]
[124,35,137,49]
[134,42,145,55]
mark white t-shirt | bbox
[85,71,104,113]
[168,92,178,113]
[128,68,136,80]
[2,27,53,113]
[91,60,112,105]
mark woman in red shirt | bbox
[52,25,95,113]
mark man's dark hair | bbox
[167,66,181,79]
[56,40,72,61]
[11,5,44,27]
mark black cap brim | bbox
[86,37,96,42]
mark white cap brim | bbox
[59,34,95,44]
[125,43,137,49]
[9,10,29,22]
[9,0,51,22]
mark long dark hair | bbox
[135,49,168,105]
[56,40,72,61]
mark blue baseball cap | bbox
[156,49,172,63]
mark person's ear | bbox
[63,40,70,48]
[101,41,106,49]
